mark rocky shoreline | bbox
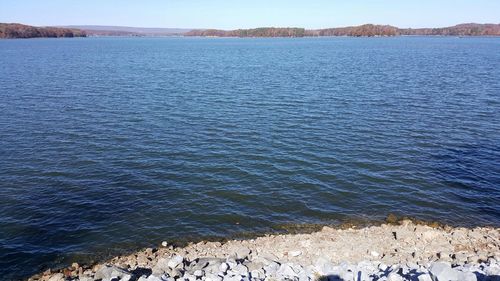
[30,220,499,281]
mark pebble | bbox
[371,251,380,257]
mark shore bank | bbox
[30,220,499,281]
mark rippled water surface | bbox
[1,37,499,280]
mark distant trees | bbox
[314,24,399,37]
[185,24,500,38]
[0,23,86,39]
[186,25,399,38]
[186,28,306,37]
[400,24,500,36]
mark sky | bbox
[0,0,499,29]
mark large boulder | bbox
[94,265,134,281]
[234,247,251,260]
[263,261,280,276]
[429,262,459,281]
[276,263,301,280]
[151,258,170,276]
[47,273,65,281]
[418,274,433,281]
[230,264,249,276]
[167,255,184,269]
[314,257,335,275]
[188,257,224,274]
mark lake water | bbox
[0,37,499,280]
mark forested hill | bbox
[185,27,306,37]
[187,23,500,37]
[400,23,500,36]
[0,23,86,38]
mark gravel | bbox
[29,221,499,281]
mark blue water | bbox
[0,37,499,280]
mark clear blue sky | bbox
[0,0,499,29]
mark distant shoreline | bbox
[3,34,500,40]
[2,22,500,39]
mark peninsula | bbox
[0,23,86,38]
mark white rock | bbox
[226,257,237,269]
[371,251,380,257]
[387,272,404,281]
[297,270,309,281]
[152,258,170,276]
[47,273,64,281]
[259,253,279,263]
[389,265,400,273]
[168,255,184,269]
[358,261,376,273]
[418,274,433,281]
[458,271,477,281]
[223,274,243,281]
[147,275,162,281]
[250,269,265,279]
[263,262,280,276]
[276,263,299,279]
[184,273,197,281]
[429,262,459,281]
[290,250,302,257]
[161,241,168,247]
[220,262,229,273]
[379,263,388,271]
[358,269,371,281]
[169,268,183,278]
[341,271,355,281]
[235,247,251,260]
[205,273,223,281]
[194,270,204,277]
[94,265,134,281]
[231,264,249,276]
[484,263,500,276]
[314,257,334,275]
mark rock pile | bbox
[49,253,500,281]
[29,221,499,281]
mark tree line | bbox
[186,23,500,37]
[0,23,86,39]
